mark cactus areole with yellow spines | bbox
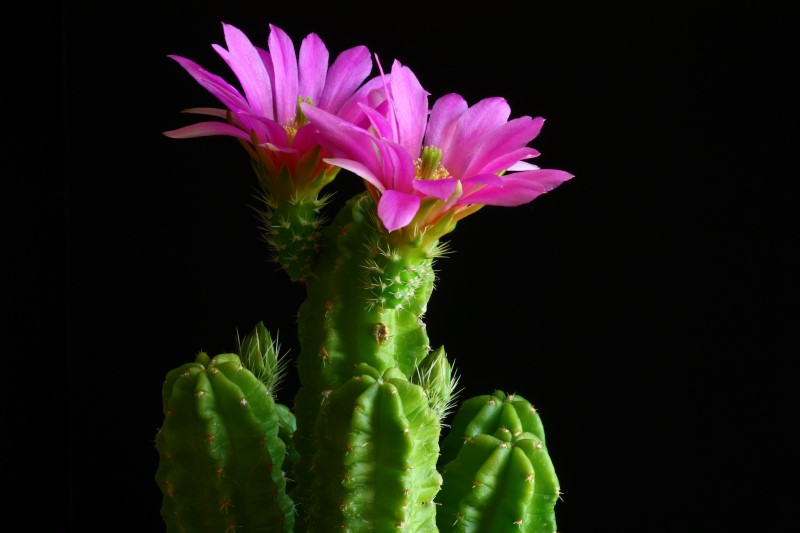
[158,20,572,532]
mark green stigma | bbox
[415,146,450,180]
[284,96,314,141]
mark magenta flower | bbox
[300,60,573,238]
[163,22,383,193]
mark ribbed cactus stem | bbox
[307,364,442,532]
[298,192,439,387]
[439,390,547,467]
[436,430,559,533]
[435,390,559,533]
[291,191,444,515]
[155,352,294,532]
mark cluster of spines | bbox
[256,187,332,282]
[412,345,460,425]
[435,390,560,532]
[155,351,294,532]
[237,320,289,394]
[238,321,299,491]
[360,238,441,313]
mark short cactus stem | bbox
[307,365,442,532]
[438,390,548,468]
[155,352,294,532]
[435,391,559,533]
[436,430,559,533]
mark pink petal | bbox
[219,23,274,119]
[425,93,468,153]
[255,47,276,91]
[267,24,299,126]
[236,111,287,145]
[163,121,251,140]
[471,146,541,177]
[323,157,384,192]
[358,102,394,139]
[181,107,229,118]
[388,60,428,156]
[461,174,505,187]
[168,55,250,115]
[444,97,511,178]
[301,103,381,172]
[337,75,389,127]
[412,177,459,200]
[292,123,318,154]
[462,116,545,177]
[319,46,373,113]
[263,142,297,154]
[298,33,329,105]
[506,160,540,171]
[378,190,421,232]
[375,141,415,192]
[458,169,573,206]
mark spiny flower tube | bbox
[301,59,574,249]
[163,22,386,280]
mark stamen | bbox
[283,96,313,143]
[415,146,450,180]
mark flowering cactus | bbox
[156,21,572,532]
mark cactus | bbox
[158,20,572,532]
[435,391,560,532]
[155,351,294,532]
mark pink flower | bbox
[163,22,382,191]
[301,60,573,237]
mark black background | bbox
[41,1,795,531]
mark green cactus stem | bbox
[290,191,448,514]
[247,141,339,283]
[307,364,443,532]
[435,391,559,533]
[299,191,440,385]
[155,351,294,532]
[438,390,548,467]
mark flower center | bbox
[415,146,450,180]
[283,96,313,142]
